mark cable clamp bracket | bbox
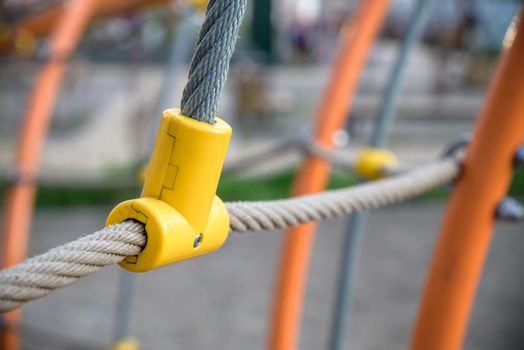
[106,109,231,272]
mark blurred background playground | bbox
[1,0,524,349]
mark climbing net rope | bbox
[0,156,460,312]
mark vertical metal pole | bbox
[411,9,524,350]
[268,2,390,349]
[328,1,435,349]
[151,9,199,144]
[112,271,137,343]
[370,0,433,148]
[328,213,365,350]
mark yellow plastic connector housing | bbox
[111,338,140,350]
[106,109,231,272]
[355,148,398,180]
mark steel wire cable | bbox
[180,0,247,122]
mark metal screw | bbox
[441,132,471,159]
[496,197,524,221]
[193,234,203,248]
[514,146,524,168]
[440,133,472,191]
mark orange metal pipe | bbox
[411,10,524,350]
[0,0,169,53]
[0,0,100,349]
[268,1,390,349]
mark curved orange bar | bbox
[411,10,524,350]
[0,0,169,53]
[1,1,101,349]
[268,1,390,349]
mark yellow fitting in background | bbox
[111,338,140,350]
[355,148,398,180]
[190,0,208,11]
[14,29,37,57]
[180,0,207,11]
[106,109,231,272]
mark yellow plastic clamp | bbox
[355,148,398,180]
[106,109,231,272]
[111,338,140,350]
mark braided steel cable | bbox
[0,157,460,312]
[180,0,247,122]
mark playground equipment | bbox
[269,1,390,349]
[329,0,435,349]
[111,6,203,346]
[412,11,524,350]
[1,1,523,350]
[1,0,101,347]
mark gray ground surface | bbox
[11,203,524,350]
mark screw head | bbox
[193,234,203,248]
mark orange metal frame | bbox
[1,1,178,348]
[411,10,524,350]
[0,0,101,349]
[0,0,169,54]
[268,1,390,349]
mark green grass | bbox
[0,168,522,208]
[36,186,139,207]
[509,168,524,196]
[217,168,362,201]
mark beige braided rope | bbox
[0,158,460,313]
[0,221,146,312]
[227,158,459,231]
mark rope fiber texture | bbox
[0,221,145,312]
[227,157,459,232]
[0,157,460,313]
[180,0,247,123]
